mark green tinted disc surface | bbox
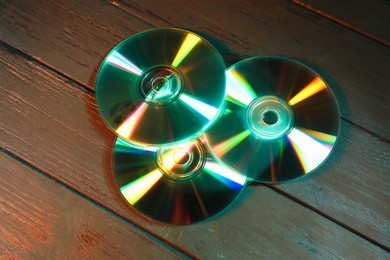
[96,28,226,146]
[205,57,340,183]
[113,137,246,224]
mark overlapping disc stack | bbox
[95,28,340,225]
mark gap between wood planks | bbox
[265,184,390,251]
[0,147,196,259]
[290,0,390,48]
[1,39,389,252]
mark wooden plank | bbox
[0,0,149,87]
[291,0,390,46]
[0,0,389,138]
[278,120,390,246]
[1,40,388,258]
[0,152,183,259]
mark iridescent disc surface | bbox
[205,57,340,183]
[95,28,226,146]
[113,137,247,224]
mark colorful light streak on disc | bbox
[113,137,247,224]
[226,68,257,107]
[204,161,246,191]
[297,127,337,146]
[120,169,163,205]
[172,33,201,67]
[288,77,327,106]
[116,103,148,139]
[287,128,335,173]
[106,51,143,75]
[179,93,219,121]
[211,130,251,157]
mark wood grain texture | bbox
[1,39,388,258]
[279,121,390,246]
[0,152,183,259]
[0,0,389,138]
[291,0,390,46]
[2,0,389,247]
[0,0,150,87]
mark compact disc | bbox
[113,137,247,224]
[205,57,340,183]
[95,28,226,146]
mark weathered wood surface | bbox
[1,0,390,245]
[0,0,389,138]
[1,41,388,257]
[1,0,389,257]
[291,0,390,46]
[0,152,183,259]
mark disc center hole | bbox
[151,76,169,93]
[173,148,190,165]
[139,66,183,105]
[261,110,279,125]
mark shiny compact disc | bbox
[96,28,226,146]
[113,137,247,224]
[205,57,340,183]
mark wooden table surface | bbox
[1,0,389,258]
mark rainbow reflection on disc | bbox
[113,137,247,224]
[205,57,340,183]
[95,28,226,146]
